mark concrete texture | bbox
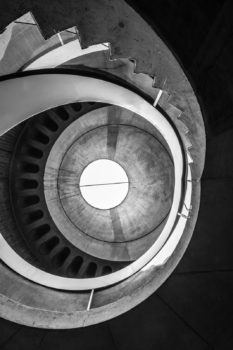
[59,126,172,253]
[0,74,201,328]
[4,0,233,348]
[59,125,172,242]
[0,123,42,265]
[0,0,205,330]
[62,50,157,99]
[176,179,233,273]
[45,106,173,262]
[0,12,75,76]
[157,271,233,348]
[8,101,129,278]
[0,0,206,180]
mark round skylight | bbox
[79,159,129,209]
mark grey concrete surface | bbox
[44,106,173,261]
[58,125,173,249]
[0,0,231,348]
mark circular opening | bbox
[79,159,129,210]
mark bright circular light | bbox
[79,159,129,209]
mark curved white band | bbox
[0,73,191,290]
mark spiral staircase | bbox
[0,1,232,349]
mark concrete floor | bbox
[0,0,233,349]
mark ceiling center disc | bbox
[79,159,129,210]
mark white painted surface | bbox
[24,40,109,70]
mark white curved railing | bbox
[24,40,109,71]
[0,73,192,290]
